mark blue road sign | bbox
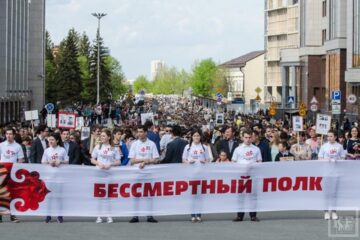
[45,103,55,113]
[287,96,295,104]
[331,90,341,101]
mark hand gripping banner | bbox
[1,161,360,217]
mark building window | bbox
[354,0,360,67]
[322,29,327,45]
[322,0,327,17]
[329,0,337,39]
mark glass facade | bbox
[354,0,360,67]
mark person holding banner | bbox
[0,128,25,223]
[182,129,211,223]
[318,130,346,220]
[232,129,262,222]
[128,125,160,223]
[41,132,69,223]
[91,129,121,223]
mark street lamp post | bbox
[91,12,107,104]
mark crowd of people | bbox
[0,95,359,224]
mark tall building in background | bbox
[264,0,300,105]
[345,0,360,116]
[0,0,45,124]
[151,60,165,81]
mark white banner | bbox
[2,161,360,217]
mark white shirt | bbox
[0,141,24,163]
[182,143,210,163]
[232,144,262,164]
[91,144,121,165]
[318,142,346,161]
[128,138,160,161]
[41,146,69,164]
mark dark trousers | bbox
[237,212,256,218]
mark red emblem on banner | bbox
[0,164,50,213]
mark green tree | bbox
[78,32,91,59]
[45,31,57,103]
[106,56,128,100]
[133,75,151,93]
[190,58,227,97]
[53,28,83,107]
[87,30,112,103]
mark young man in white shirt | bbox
[129,125,160,223]
[0,128,24,223]
[232,129,262,222]
[318,130,345,220]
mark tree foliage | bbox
[133,75,151,93]
[190,58,228,97]
[45,29,127,105]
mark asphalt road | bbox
[0,211,359,240]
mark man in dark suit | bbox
[162,125,188,164]
[216,126,239,159]
[30,125,49,164]
[61,129,80,165]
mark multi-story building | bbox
[274,0,360,119]
[265,0,300,105]
[0,0,45,124]
[150,60,165,81]
[345,0,360,116]
[220,51,265,113]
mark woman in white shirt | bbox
[182,129,210,223]
[41,132,68,223]
[91,129,121,224]
[318,130,345,221]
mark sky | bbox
[46,0,264,80]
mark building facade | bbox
[268,0,360,119]
[265,0,300,105]
[150,60,165,81]
[0,0,45,124]
[220,51,265,113]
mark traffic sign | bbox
[216,93,223,98]
[331,90,341,100]
[287,96,295,104]
[310,96,318,104]
[332,103,341,115]
[310,104,318,112]
[269,103,276,116]
[299,102,307,117]
[331,90,341,104]
[348,94,357,104]
[45,103,55,113]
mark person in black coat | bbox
[162,125,188,164]
[61,129,80,165]
[216,126,239,160]
[30,125,49,164]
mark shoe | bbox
[331,212,338,220]
[147,217,158,223]
[232,217,244,222]
[191,217,196,223]
[250,217,260,222]
[96,217,103,223]
[45,216,51,223]
[10,215,20,223]
[196,217,202,222]
[129,217,139,223]
[57,217,64,223]
[107,217,113,223]
[324,211,330,220]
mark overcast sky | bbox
[46,0,264,80]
